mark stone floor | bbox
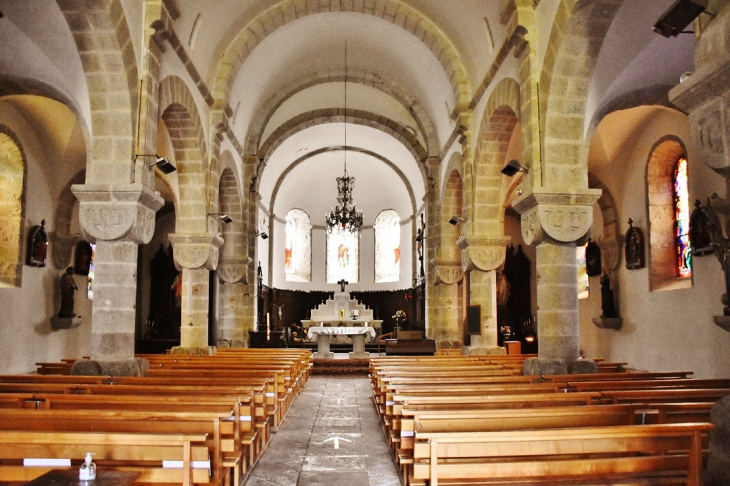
[243,375,401,486]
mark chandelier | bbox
[325,41,363,236]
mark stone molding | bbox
[597,236,621,271]
[218,257,251,284]
[431,260,464,285]
[457,236,510,272]
[670,52,730,175]
[169,233,224,271]
[512,189,601,245]
[72,184,164,244]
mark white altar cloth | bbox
[307,326,376,359]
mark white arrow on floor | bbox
[323,436,352,449]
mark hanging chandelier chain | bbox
[325,38,363,237]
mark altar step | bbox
[301,342,381,353]
[312,358,370,376]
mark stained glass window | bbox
[326,230,359,284]
[87,243,96,299]
[674,157,692,278]
[284,209,312,282]
[374,210,400,283]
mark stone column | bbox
[169,234,223,350]
[513,190,599,374]
[72,184,164,365]
[430,262,464,349]
[217,259,251,347]
[458,237,509,353]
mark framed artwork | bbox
[625,218,644,269]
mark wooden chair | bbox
[377,333,393,355]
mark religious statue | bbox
[58,267,78,318]
[600,267,617,318]
[703,196,730,315]
[27,219,48,267]
[625,218,644,269]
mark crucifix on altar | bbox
[338,279,348,292]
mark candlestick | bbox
[266,312,270,341]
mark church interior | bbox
[2,0,730,483]
[3,0,730,376]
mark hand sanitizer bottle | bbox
[79,452,96,481]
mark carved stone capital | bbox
[431,260,463,285]
[169,233,224,271]
[72,184,164,244]
[513,189,601,245]
[457,236,509,272]
[218,258,251,284]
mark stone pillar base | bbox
[70,358,149,377]
[523,357,599,375]
[169,346,215,355]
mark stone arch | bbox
[269,146,418,222]
[586,85,674,140]
[646,136,691,291]
[158,76,207,159]
[246,69,439,157]
[0,126,26,288]
[52,170,87,270]
[212,1,471,113]
[474,77,521,236]
[57,0,138,180]
[258,109,427,166]
[540,0,623,188]
[588,173,621,271]
[158,76,208,234]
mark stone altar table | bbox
[307,326,377,359]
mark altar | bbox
[302,291,382,330]
[307,326,377,359]
[301,290,382,355]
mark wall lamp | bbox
[255,230,268,239]
[209,213,233,224]
[135,154,176,174]
[653,0,709,37]
[501,159,528,177]
[448,216,466,226]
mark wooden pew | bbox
[395,404,638,485]
[410,423,713,486]
[0,409,236,486]
[0,431,210,486]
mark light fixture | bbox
[325,40,364,237]
[255,231,268,240]
[208,213,233,224]
[135,154,176,174]
[501,159,528,177]
[448,216,466,226]
[653,0,708,37]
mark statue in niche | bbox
[27,220,48,267]
[600,267,617,318]
[58,267,78,318]
[585,238,602,277]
